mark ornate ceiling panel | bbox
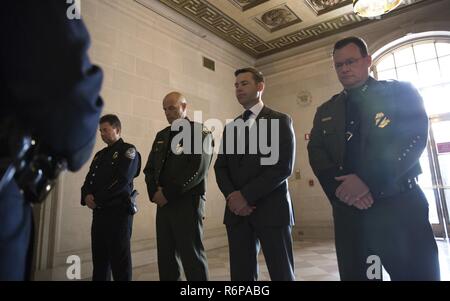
[254,4,302,33]
[305,0,352,15]
[227,0,270,11]
[141,0,430,58]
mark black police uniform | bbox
[144,119,213,281]
[0,2,103,280]
[81,138,141,281]
[308,77,440,280]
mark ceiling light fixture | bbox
[353,0,402,18]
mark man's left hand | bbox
[335,174,370,205]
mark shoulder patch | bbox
[125,147,136,159]
[202,126,211,134]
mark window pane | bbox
[419,154,433,187]
[439,55,450,81]
[396,64,418,84]
[436,42,450,57]
[376,54,395,71]
[394,46,415,67]
[432,120,450,185]
[417,60,440,87]
[421,188,439,224]
[438,155,450,187]
[377,69,397,81]
[445,189,450,222]
[413,42,437,62]
[420,84,450,115]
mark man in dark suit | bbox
[214,67,296,281]
[308,36,440,280]
[0,2,103,280]
[144,92,213,281]
[82,114,141,281]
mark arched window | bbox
[372,34,450,116]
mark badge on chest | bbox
[374,112,391,128]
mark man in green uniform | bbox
[144,92,213,281]
[308,36,440,281]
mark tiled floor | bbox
[134,239,450,281]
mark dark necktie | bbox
[242,109,252,121]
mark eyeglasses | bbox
[334,57,364,70]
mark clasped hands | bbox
[227,191,255,216]
[335,174,373,210]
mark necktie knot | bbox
[242,110,252,121]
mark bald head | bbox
[163,91,187,124]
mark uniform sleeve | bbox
[1,2,103,171]
[144,137,160,202]
[80,153,98,206]
[392,83,428,180]
[162,126,214,202]
[94,146,140,207]
[358,82,428,196]
[240,115,295,206]
[214,126,236,199]
[307,107,341,203]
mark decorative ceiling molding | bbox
[305,0,352,16]
[156,0,429,58]
[227,0,269,12]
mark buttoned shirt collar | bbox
[246,101,264,120]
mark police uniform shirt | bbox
[343,87,365,174]
[81,138,140,208]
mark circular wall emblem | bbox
[296,90,312,106]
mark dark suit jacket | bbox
[308,77,428,202]
[214,105,295,226]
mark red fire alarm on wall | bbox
[308,179,314,187]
